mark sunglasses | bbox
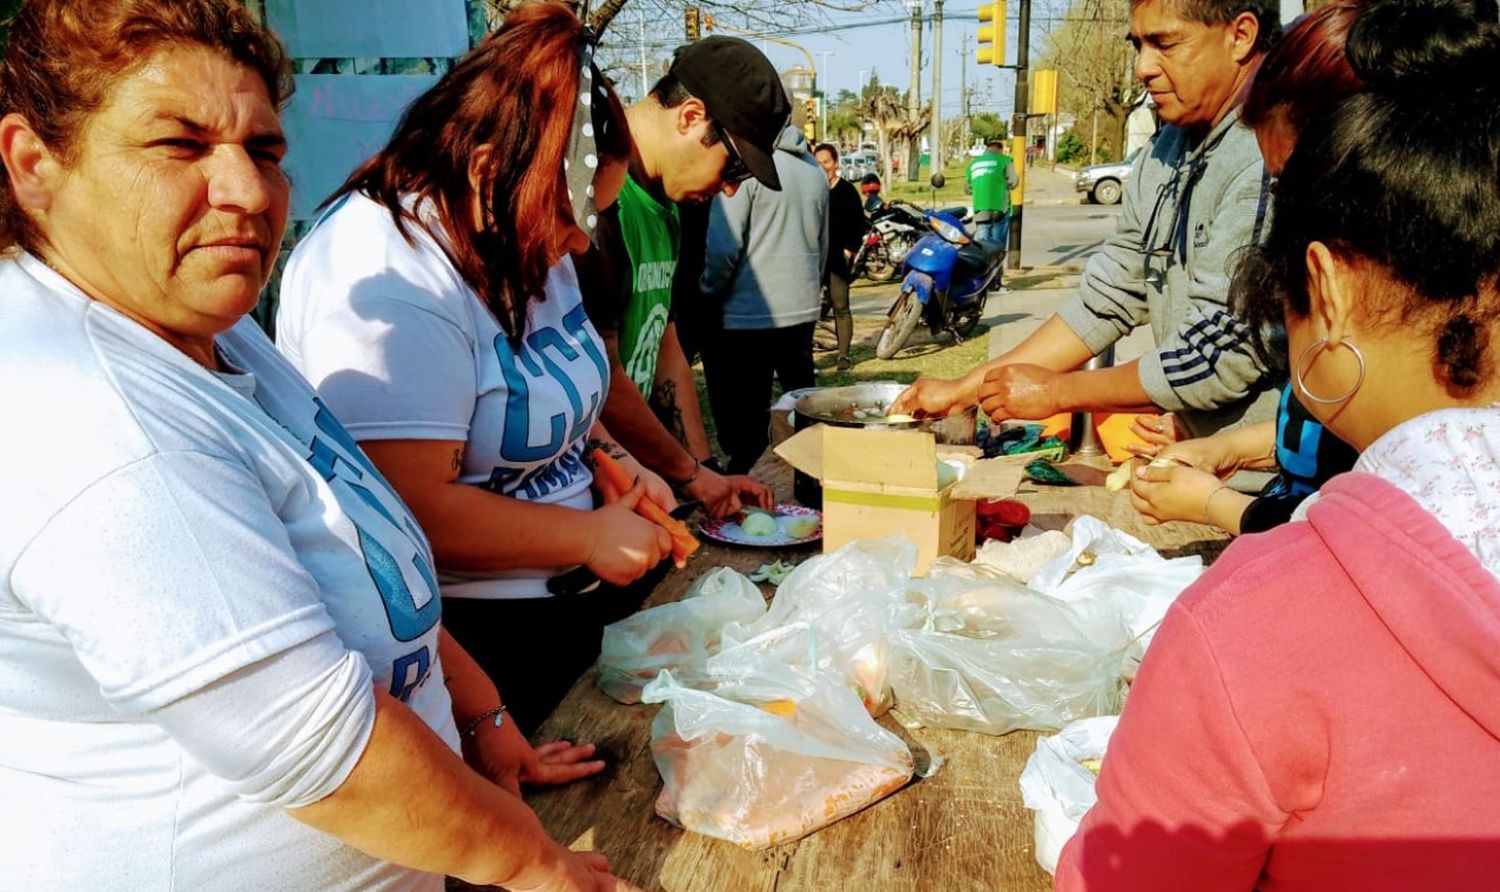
[1137,123,1235,263]
[1138,155,1207,261]
[710,121,754,186]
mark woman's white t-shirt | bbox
[0,253,455,891]
[278,192,609,599]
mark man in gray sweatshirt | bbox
[895,0,1282,447]
[700,125,830,473]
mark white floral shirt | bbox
[1305,406,1500,576]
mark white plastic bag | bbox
[731,537,925,714]
[597,567,767,703]
[973,528,1072,583]
[641,662,914,850]
[1019,715,1120,874]
[888,566,1126,735]
[1028,516,1203,667]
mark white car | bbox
[1075,148,1141,205]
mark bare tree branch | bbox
[1037,0,1144,161]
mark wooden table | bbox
[506,455,1229,892]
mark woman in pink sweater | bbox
[1055,2,1500,889]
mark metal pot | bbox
[790,382,978,506]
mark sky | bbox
[599,0,1306,130]
[600,0,1102,126]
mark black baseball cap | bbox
[668,37,791,191]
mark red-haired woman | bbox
[277,3,671,735]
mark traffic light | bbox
[976,1,1006,68]
[803,97,818,141]
[685,6,700,41]
[1030,69,1059,116]
[703,12,715,31]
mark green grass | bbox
[885,162,973,208]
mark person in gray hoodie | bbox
[895,0,1283,460]
[699,125,830,473]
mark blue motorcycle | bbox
[874,206,1006,360]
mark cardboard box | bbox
[775,425,1024,575]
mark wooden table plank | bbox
[460,454,1228,892]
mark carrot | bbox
[591,448,699,566]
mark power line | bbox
[602,9,1126,52]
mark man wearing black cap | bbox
[582,36,789,518]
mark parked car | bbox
[843,150,881,181]
[1075,148,1141,205]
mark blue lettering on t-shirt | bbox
[390,646,431,701]
[494,333,568,463]
[482,308,604,502]
[310,404,442,646]
[563,303,609,391]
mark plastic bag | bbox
[642,662,914,850]
[1019,715,1120,874]
[973,528,1072,582]
[597,567,767,704]
[888,565,1126,735]
[731,537,925,714]
[1027,516,1203,670]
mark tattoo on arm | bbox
[451,447,464,473]
[648,380,690,449]
[585,437,629,462]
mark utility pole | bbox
[820,50,833,142]
[931,0,945,174]
[960,34,970,152]
[638,5,648,100]
[906,0,923,182]
[1008,0,1030,269]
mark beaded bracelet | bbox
[459,704,507,737]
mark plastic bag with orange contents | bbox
[596,568,767,704]
[641,661,914,850]
[728,537,924,715]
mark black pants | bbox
[702,322,816,475]
[824,267,853,363]
[442,566,664,736]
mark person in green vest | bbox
[581,36,786,518]
[965,138,1019,291]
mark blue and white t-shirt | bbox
[278,192,609,600]
[0,253,453,890]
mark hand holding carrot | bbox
[591,449,699,568]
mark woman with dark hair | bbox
[1058,2,1500,888]
[814,142,867,369]
[1127,0,1366,535]
[0,1,633,889]
[277,3,672,736]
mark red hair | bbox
[331,2,629,341]
[1243,0,1367,132]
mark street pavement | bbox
[844,163,1149,365]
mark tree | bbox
[1036,0,1145,163]
[1055,131,1087,164]
[969,112,1008,145]
[857,75,929,188]
[826,111,863,147]
[485,0,882,43]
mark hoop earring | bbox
[1294,338,1366,405]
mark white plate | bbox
[699,505,822,547]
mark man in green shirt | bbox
[966,139,1020,290]
[582,37,787,518]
